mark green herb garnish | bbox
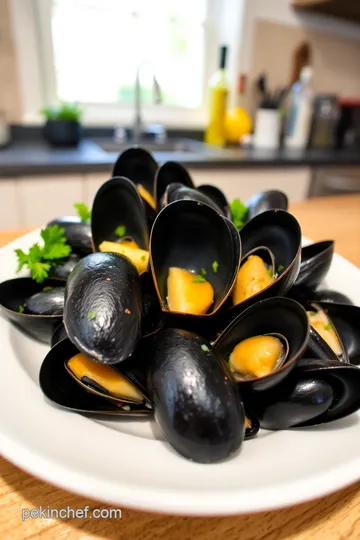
[277,265,284,272]
[308,311,316,316]
[324,323,332,330]
[17,305,25,313]
[193,274,206,283]
[141,255,146,261]
[115,225,127,238]
[201,344,209,352]
[230,199,248,230]
[15,225,71,284]
[88,310,97,321]
[200,268,207,276]
[268,268,274,278]
[74,202,91,222]
[212,260,219,273]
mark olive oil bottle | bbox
[205,45,229,146]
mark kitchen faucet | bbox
[132,62,163,144]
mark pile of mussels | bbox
[1,147,360,464]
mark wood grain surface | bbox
[1,194,360,540]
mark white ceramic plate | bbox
[1,230,360,516]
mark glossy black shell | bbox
[51,322,68,348]
[246,190,288,221]
[91,176,149,251]
[50,253,81,281]
[24,286,65,315]
[161,183,225,215]
[64,252,142,364]
[291,241,334,294]
[47,217,92,254]
[112,147,157,196]
[154,161,194,210]
[150,199,241,316]
[0,277,63,344]
[197,185,230,218]
[214,297,309,392]
[147,328,246,463]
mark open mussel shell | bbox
[154,161,194,210]
[229,210,302,318]
[305,326,339,362]
[64,252,142,364]
[311,289,354,305]
[141,272,165,338]
[214,297,309,392]
[50,253,81,281]
[150,199,241,317]
[160,183,225,215]
[51,322,68,348]
[147,328,246,463]
[91,176,149,252]
[290,241,334,295]
[47,217,92,255]
[197,185,230,219]
[246,190,288,222]
[112,147,158,226]
[0,278,63,344]
[39,339,151,416]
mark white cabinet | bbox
[17,175,84,227]
[189,167,311,203]
[0,178,21,229]
[83,171,112,205]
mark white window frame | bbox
[9,0,245,127]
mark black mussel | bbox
[308,302,360,365]
[147,328,245,463]
[230,210,301,318]
[51,322,68,348]
[246,190,288,222]
[0,278,63,343]
[291,241,334,295]
[305,325,339,362]
[150,200,241,317]
[243,372,334,430]
[154,161,194,210]
[244,409,260,440]
[292,359,360,426]
[197,185,231,219]
[141,272,165,338]
[64,252,142,364]
[40,338,151,416]
[47,217,92,255]
[50,253,81,281]
[91,176,149,275]
[24,286,65,315]
[214,297,309,392]
[112,147,157,225]
[160,183,224,215]
[312,289,354,305]
[305,302,348,362]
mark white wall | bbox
[238,0,360,72]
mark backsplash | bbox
[0,0,21,122]
[246,19,360,114]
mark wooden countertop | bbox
[1,194,360,539]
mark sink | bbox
[92,137,223,158]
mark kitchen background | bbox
[1,0,360,230]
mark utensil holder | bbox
[254,109,281,149]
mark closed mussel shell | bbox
[0,277,63,344]
[39,338,150,416]
[161,183,224,215]
[214,297,309,392]
[50,253,81,281]
[147,328,246,463]
[245,190,288,222]
[91,176,149,252]
[197,184,230,219]
[290,241,334,296]
[47,217,92,255]
[112,147,158,225]
[150,199,241,317]
[141,272,165,338]
[154,161,194,211]
[229,209,302,319]
[311,289,354,305]
[64,252,142,364]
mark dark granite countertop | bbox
[1,138,360,177]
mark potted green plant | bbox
[41,102,83,147]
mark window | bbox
[9,0,244,125]
[51,0,207,109]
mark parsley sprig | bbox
[230,199,248,230]
[74,202,91,222]
[15,225,71,283]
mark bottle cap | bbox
[219,45,228,69]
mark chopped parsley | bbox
[308,311,316,316]
[268,268,274,278]
[193,274,206,283]
[212,260,219,273]
[277,265,284,272]
[88,310,97,321]
[324,323,332,330]
[201,344,209,352]
[230,199,248,230]
[200,268,207,276]
[115,225,127,238]
[74,202,91,222]
[17,305,25,313]
[141,255,146,261]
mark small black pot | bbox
[43,120,82,147]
